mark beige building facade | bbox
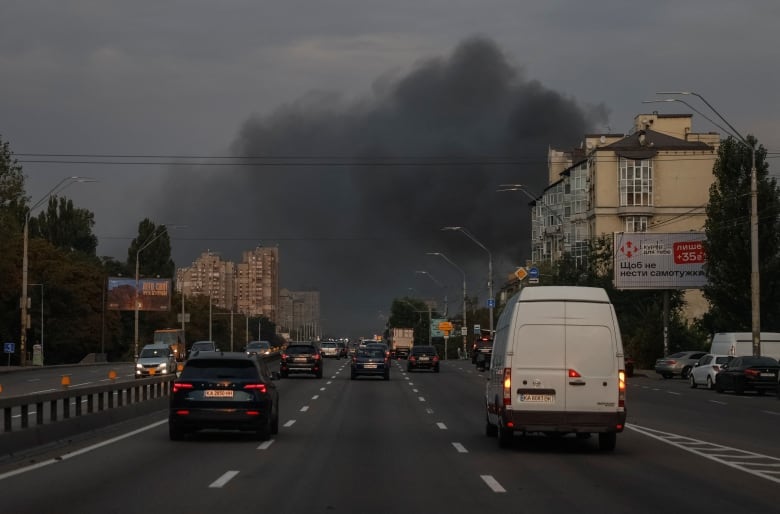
[529,113,720,318]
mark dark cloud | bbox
[160,37,607,337]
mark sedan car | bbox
[168,352,279,441]
[654,351,707,379]
[715,356,780,395]
[351,347,390,380]
[407,345,440,373]
[689,354,733,390]
[279,343,323,378]
[245,340,271,357]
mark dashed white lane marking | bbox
[300,406,309,412]
[312,395,319,400]
[667,391,681,396]
[436,422,447,430]
[481,475,506,493]
[327,381,333,385]
[413,389,419,393]
[405,377,410,381]
[418,396,426,402]
[257,440,275,450]
[283,420,296,427]
[763,410,780,416]
[425,408,434,415]
[27,378,40,382]
[331,376,336,379]
[709,400,727,405]
[628,424,780,484]
[452,443,468,453]
[210,471,239,488]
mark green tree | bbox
[30,195,98,256]
[701,136,780,332]
[128,219,175,279]
[0,136,26,348]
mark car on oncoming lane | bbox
[654,351,707,379]
[714,356,780,395]
[169,351,279,441]
[407,345,440,373]
[135,343,178,379]
[279,343,324,378]
[351,347,390,380]
[689,354,733,390]
[245,340,272,357]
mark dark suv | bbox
[408,345,440,372]
[280,343,323,378]
[169,352,279,441]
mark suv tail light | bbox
[409,356,416,362]
[433,356,439,363]
[502,368,512,406]
[281,353,289,361]
[618,370,626,408]
[172,382,194,393]
[313,353,321,361]
[244,383,268,393]
[744,369,760,378]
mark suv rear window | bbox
[182,359,259,379]
[285,345,317,354]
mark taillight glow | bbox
[433,356,439,362]
[281,353,288,361]
[175,409,190,416]
[744,369,760,378]
[313,354,321,361]
[172,382,194,393]
[246,410,260,416]
[568,369,582,378]
[502,368,512,406]
[244,383,268,393]
[409,356,416,362]
[618,369,626,408]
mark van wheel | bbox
[598,432,616,452]
[485,414,498,437]
[689,375,697,388]
[497,424,513,448]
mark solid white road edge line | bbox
[209,470,239,488]
[481,475,506,493]
[0,419,168,481]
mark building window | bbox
[625,216,648,232]
[619,158,653,206]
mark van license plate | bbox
[518,394,554,403]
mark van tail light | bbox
[568,369,582,378]
[244,383,268,393]
[502,368,512,406]
[172,382,194,393]
[618,370,626,408]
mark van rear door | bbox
[511,301,567,412]
[564,302,619,413]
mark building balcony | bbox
[617,205,655,217]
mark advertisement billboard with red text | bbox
[613,232,707,290]
[107,277,172,311]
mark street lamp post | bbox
[20,176,95,366]
[442,226,494,338]
[415,270,448,317]
[655,91,760,357]
[28,283,44,365]
[426,252,467,357]
[134,224,185,359]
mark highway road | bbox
[0,359,778,513]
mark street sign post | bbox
[528,267,539,279]
[4,342,14,367]
[515,267,528,281]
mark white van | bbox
[485,286,627,451]
[709,332,780,360]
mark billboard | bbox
[430,318,449,338]
[613,232,707,290]
[107,277,172,311]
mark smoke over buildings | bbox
[160,37,608,337]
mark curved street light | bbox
[426,252,467,356]
[654,91,760,357]
[20,176,96,366]
[441,226,493,338]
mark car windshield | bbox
[714,356,732,364]
[322,342,337,348]
[140,348,169,358]
[181,359,258,379]
[285,345,316,354]
[191,342,214,351]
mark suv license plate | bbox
[518,394,554,403]
[205,390,233,398]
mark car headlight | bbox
[136,363,143,369]
[160,363,167,368]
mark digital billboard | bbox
[107,277,172,311]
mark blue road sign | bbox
[528,267,540,279]
[4,342,14,354]
[487,299,495,308]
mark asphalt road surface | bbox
[0,360,778,514]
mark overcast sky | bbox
[3,1,779,338]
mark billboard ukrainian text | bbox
[613,232,707,290]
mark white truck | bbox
[390,328,414,359]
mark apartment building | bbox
[177,246,280,321]
[525,113,719,318]
[278,288,321,340]
[531,113,719,265]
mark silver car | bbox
[135,344,178,378]
[655,351,708,379]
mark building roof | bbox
[601,128,713,159]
